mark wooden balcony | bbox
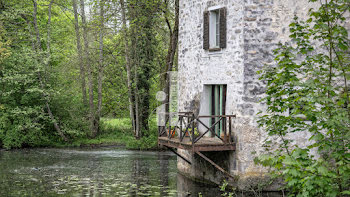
[158,112,236,178]
[157,112,236,152]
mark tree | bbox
[96,0,105,137]
[256,0,350,196]
[72,0,88,106]
[0,0,177,148]
[80,0,97,136]
[120,0,136,135]
[0,0,89,148]
[32,0,68,142]
[123,0,163,138]
[162,0,179,121]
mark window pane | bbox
[209,10,220,48]
[209,11,216,48]
[216,13,220,47]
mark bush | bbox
[256,1,350,196]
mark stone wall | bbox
[178,0,245,116]
[237,0,315,180]
[177,0,340,190]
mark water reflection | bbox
[0,148,281,196]
[0,148,179,196]
[177,173,221,197]
[158,153,169,196]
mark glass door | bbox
[209,85,227,137]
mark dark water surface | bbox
[0,148,221,197]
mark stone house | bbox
[159,0,348,191]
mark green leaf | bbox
[317,166,328,175]
[338,42,348,51]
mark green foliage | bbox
[102,34,130,117]
[127,0,164,133]
[0,0,175,148]
[0,47,51,148]
[256,0,350,196]
[220,180,235,197]
[124,116,159,149]
[0,0,88,149]
[63,118,158,150]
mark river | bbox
[0,147,221,197]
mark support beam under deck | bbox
[165,146,192,165]
[195,151,234,179]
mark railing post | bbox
[228,116,232,144]
[180,116,183,142]
[223,117,227,144]
[191,114,195,146]
[168,116,171,139]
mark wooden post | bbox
[229,116,232,143]
[168,116,171,139]
[223,117,227,144]
[192,114,195,146]
[180,116,183,141]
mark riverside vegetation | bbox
[0,0,178,149]
[59,118,159,149]
[255,0,350,196]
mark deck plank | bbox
[158,136,235,152]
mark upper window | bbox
[203,7,226,51]
[210,10,220,48]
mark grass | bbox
[54,117,159,150]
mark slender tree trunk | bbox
[164,0,179,117]
[32,0,68,142]
[72,0,87,106]
[32,0,42,50]
[134,58,140,138]
[128,2,141,138]
[165,0,179,73]
[96,0,104,137]
[80,0,96,136]
[120,0,136,135]
[47,0,53,73]
[129,3,141,139]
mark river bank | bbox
[0,118,159,151]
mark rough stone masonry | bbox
[176,0,350,190]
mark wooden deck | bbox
[158,136,235,152]
[158,113,236,178]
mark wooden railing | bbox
[158,112,236,145]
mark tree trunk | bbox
[120,0,136,135]
[129,3,141,139]
[46,0,53,74]
[164,0,179,118]
[80,0,96,137]
[96,0,104,137]
[134,59,141,138]
[72,0,87,106]
[32,0,68,142]
[32,0,42,51]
